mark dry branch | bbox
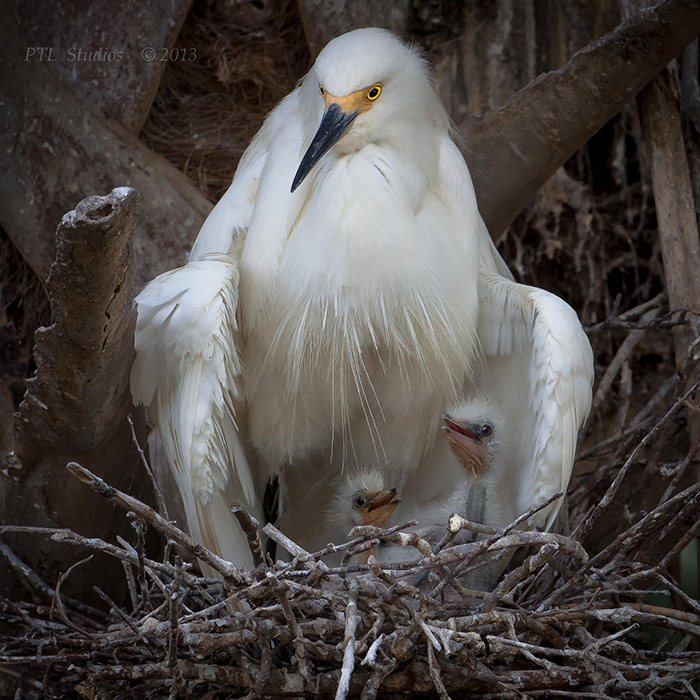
[575,379,700,543]
[231,502,265,568]
[1,187,148,604]
[67,462,247,586]
[336,580,359,700]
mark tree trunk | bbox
[1,188,147,603]
[10,0,193,133]
[0,2,212,289]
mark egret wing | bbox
[131,254,261,570]
[188,120,271,261]
[475,270,594,531]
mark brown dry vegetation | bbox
[140,0,310,202]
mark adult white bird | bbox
[131,27,593,571]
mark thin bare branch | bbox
[66,461,247,585]
[231,502,265,568]
[335,580,359,700]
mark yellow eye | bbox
[366,84,382,101]
[319,84,325,97]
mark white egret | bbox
[131,27,593,571]
[321,467,463,566]
[329,471,402,531]
[442,396,505,527]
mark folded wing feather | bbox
[476,268,594,531]
[131,254,261,571]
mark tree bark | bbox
[296,0,411,57]
[620,0,700,596]
[682,40,700,226]
[0,381,13,458]
[460,0,700,239]
[635,69,700,380]
[2,188,146,602]
[0,2,212,289]
[10,0,193,133]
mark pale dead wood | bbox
[167,558,186,699]
[231,502,265,568]
[1,187,148,605]
[263,522,317,565]
[336,580,359,700]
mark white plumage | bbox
[474,263,594,531]
[315,466,463,566]
[131,255,260,571]
[131,28,593,572]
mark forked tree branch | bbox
[462,0,700,238]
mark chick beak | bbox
[362,488,401,528]
[442,414,488,480]
[291,102,359,192]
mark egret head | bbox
[328,469,402,531]
[292,28,445,192]
[442,397,506,480]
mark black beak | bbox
[291,103,359,192]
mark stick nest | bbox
[2,395,700,700]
